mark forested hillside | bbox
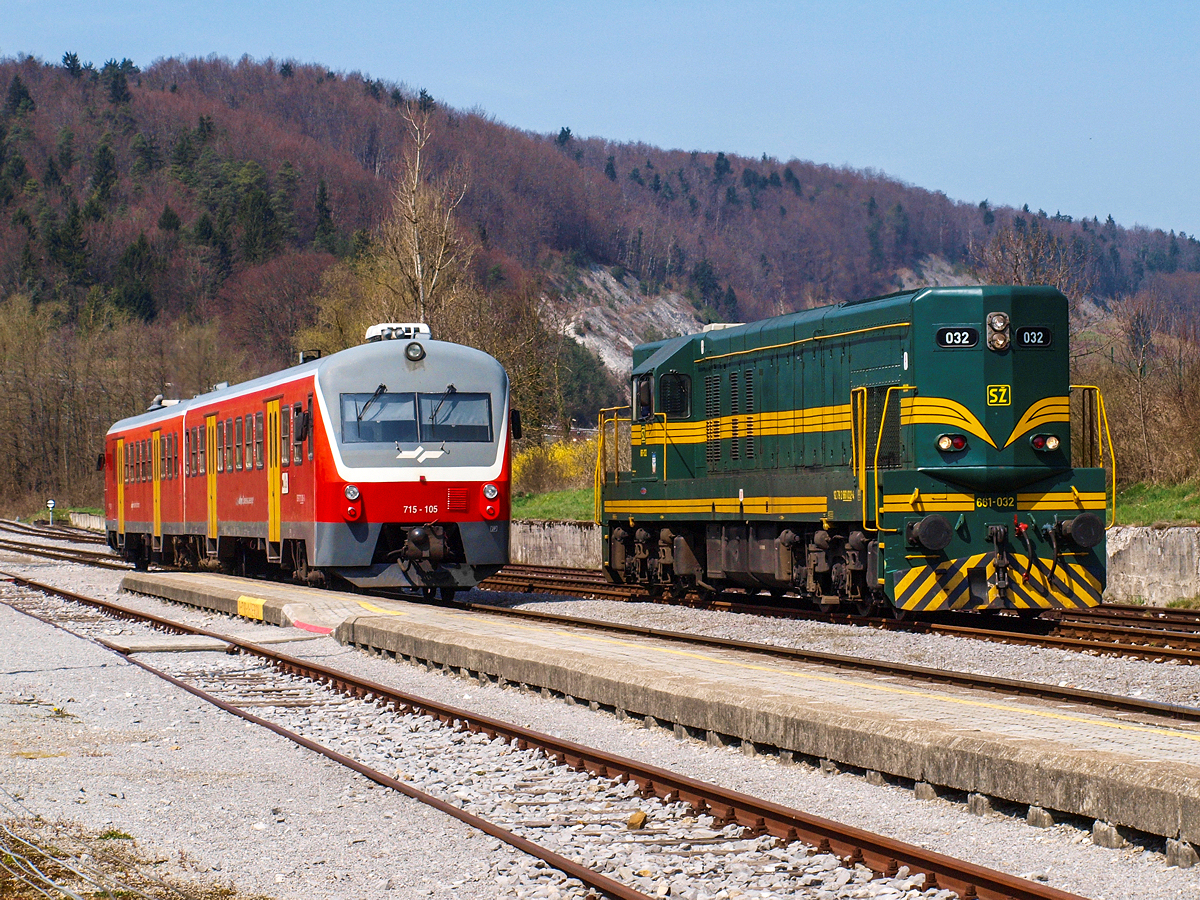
[2,52,1200,508]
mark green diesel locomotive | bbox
[596,285,1112,614]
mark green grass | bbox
[512,488,594,522]
[1114,481,1200,526]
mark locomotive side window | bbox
[341,392,417,443]
[1014,326,1052,348]
[254,412,264,469]
[281,407,291,467]
[419,392,493,442]
[659,374,691,418]
[935,326,979,348]
[216,422,225,472]
[235,418,243,470]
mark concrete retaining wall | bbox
[69,512,105,532]
[511,520,1200,605]
[1105,526,1200,606]
[510,520,601,569]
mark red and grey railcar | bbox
[104,324,514,597]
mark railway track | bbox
[0,571,1091,900]
[7,526,1200,666]
[479,565,1200,665]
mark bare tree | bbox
[971,217,1092,300]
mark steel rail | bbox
[2,570,1087,900]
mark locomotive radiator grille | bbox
[744,368,755,459]
[704,375,721,465]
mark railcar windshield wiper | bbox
[358,383,387,421]
[428,383,456,425]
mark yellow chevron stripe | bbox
[1003,396,1070,448]
[901,397,996,447]
[894,551,1100,611]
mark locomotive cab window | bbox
[635,374,653,420]
[659,373,691,418]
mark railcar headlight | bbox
[344,484,361,501]
[483,483,499,500]
[937,434,967,452]
[405,341,426,361]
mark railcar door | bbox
[206,415,218,554]
[151,429,162,552]
[116,438,125,542]
[266,400,282,560]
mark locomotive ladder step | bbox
[266,540,282,563]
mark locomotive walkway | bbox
[123,571,1200,860]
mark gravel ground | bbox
[3,553,1200,899]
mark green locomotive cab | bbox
[597,285,1111,614]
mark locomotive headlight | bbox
[987,330,1010,350]
[986,311,1010,351]
[483,483,499,500]
[937,434,967,452]
[405,341,426,361]
[988,312,1010,332]
[1045,435,1061,451]
[344,484,361,501]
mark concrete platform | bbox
[121,571,1200,848]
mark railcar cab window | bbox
[659,373,691,418]
[339,390,493,444]
[635,374,653,421]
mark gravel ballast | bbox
[4,554,1200,899]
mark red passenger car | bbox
[104,324,514,598]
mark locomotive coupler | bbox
[988,524,1010,600]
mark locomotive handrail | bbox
[595,406,632,522]
[850,387,868,528]
[1069,385,1117,527]
[870,385,916,532]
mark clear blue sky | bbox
[6,1,1199,235]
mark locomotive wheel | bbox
[889,605,910,621]
[853,599,877,617]
[438,587,457,602]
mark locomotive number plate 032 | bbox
[975,495,1016,509]
[935,326,979,348]
[1014,326,1052,347]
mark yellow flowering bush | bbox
[513,437,599,494]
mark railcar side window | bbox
[216,422,225,472]
[184,430,190,476]
[225,418,233,472]
[198,427,206,475]
[659,374,691,418]
[281,407,291,467]
[254,412,264,469]
[341,392,417,443]
[293,403,304,465]
[244,415,252,469]
[307,394,314,460]
[234,418,243,470]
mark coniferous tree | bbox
[313,178,338,253]
[62,52,84,78]
[100,60,132,105]
[4,76,34,117]
[556,127,572,147]
[47,200,89,285]
[604,155,617,181]
[111,232,157,320]
[279,61,294,78]
[158,203,181,232]
[90,134,118,203]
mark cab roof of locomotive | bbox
[631,284,1067,375]
[106,337,505,436]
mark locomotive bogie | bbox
[598,286,1110,613]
